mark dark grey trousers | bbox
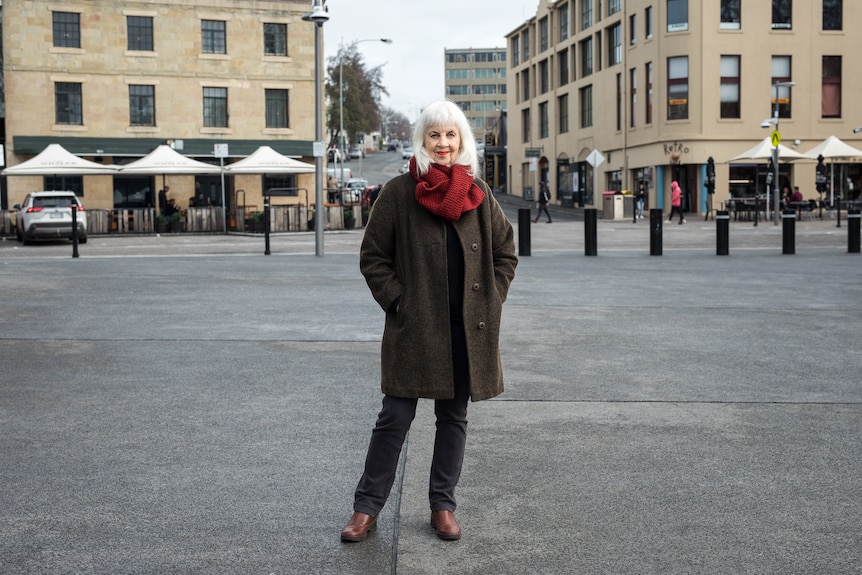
[353,322,470,517]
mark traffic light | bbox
[815,154,827,193]
[705,156,716,194]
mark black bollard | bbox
[782,209,795,254]
[71,202,80,259]
[584,208,597,256]
[518,208,531,256]
[649,208,662,256]
[264,196,271,255]
[716,210,729,256]
[847,209,860,253]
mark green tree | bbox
[326,44,388,151]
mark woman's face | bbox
[423,123,460,167]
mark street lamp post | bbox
[338,37,392,169]
[762,81,795,225]
[302,1,329,256]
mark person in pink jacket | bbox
[667,180,685,224]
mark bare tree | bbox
[379,107,412,144]
[325,44,388,150]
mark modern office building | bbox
[506,0,862,217]
[444,47,508,191]
[1,0,318,217]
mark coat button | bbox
[472,283,480,291]
[471,243,478,251]
[478,321,486,329]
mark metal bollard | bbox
[584,208,597,256]
[649,208,662,256]
[716,210,729,256]
[264,196,271,256]
[518,208,531,256]
[782,209,795,254]
[71,203,80,259]
[847,209,860,253]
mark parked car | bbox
[402,147,414,160]
[328,147,343,163]
[14,190,87,244]
[349,146,366,159]
[342,178,369,203]
[387,141,398,152]
[399,163,409,174]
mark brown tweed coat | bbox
[360,172,517,402]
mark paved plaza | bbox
[1,207,860,574]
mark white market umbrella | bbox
[224,146,315,174]
[801,136,862,205]
[118,144,221,175]
[728,137,807,162]
[1,143,117,175]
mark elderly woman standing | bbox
[341,101,518,543]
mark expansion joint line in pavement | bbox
[390,430,409,575]
[492,398,862,406]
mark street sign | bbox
[586,149,605,168]
[214,143,229,158]
[771,131,781,147]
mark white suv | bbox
[15,191,88,244]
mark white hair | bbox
[411,100,479,177]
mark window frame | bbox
[821,55,841,119]
[53,11,81,48]
[580,85,593,128]
[668,0,689,32]
[720,0,741,30]
[822,0,842,31]
[127,16,154,51]
[55,82,83,125]
[772,0,792,30]
[558,93,569,134]
[264,23,288,56]
[771,56,792,118]
[720,55,741,119]
[202,19,227,54]
[129,84,156,126]
[203,87,229,127]
[265,88,290,128]
[667,56,689,121]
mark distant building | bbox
[507,0,862,215]
[444,47,508,191]
[2,0,318,216]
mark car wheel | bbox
[79,235,88,244]
[16,227,23,242]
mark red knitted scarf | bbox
[409,156,485,221]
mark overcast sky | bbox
[321,0,537,121]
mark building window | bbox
[522,69,530,101]
[616,73,622,131]
[822,56,841,118]
[582,0,593,30]
[265,89,289,128]
[720,56,741,119]
[823,0,842,31]
[202,20,227,54]
[609,0,621,15]
[559,94,569,134]
[129,85,155,126]
[447,85,469,96]
[264,23,287,56]
[540,60,549,94]
[559,48,570,86]
[539,102,549,139]
[522,108,531,143]
[668,0,689,32]
[580,37,593,77]
[55,82,83,125]
[53,12,80,48]
[667,56,689,120]
[580,85,593,128]
[522,29,530,60]
[772,0,791,30]
[512,36,520,66]
[721,0,741,29]
[630,68,637,128]
[630,14,637,45]
[127,16,153,51]
[771,56,792,118]
[608,24,622,66]
[539,16,549,52]
[645,6,653,38]
[203,87,228,127]
[559,3,570,41]
[645,62,653,124]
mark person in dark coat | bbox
[532,180,552,223]
[341,100,518,543]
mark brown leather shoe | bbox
[341,512,377,542]
[430,510,461,540]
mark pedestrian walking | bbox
[667,180,685,224]
[635,183,646,221]
[340,100,518,544]
[532,180,552,223]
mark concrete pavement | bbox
[1,206,860,574]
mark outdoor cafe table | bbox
[723,197,766,222]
